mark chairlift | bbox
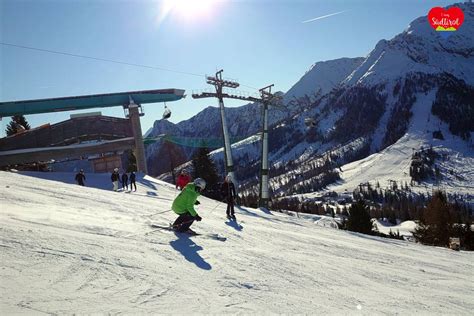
[304,117,316,127]
[162,104,171,120]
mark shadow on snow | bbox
[225,220,243,231]
[169,233,212,270]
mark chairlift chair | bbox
[162,104,171,120]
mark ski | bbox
[149,224,227,241]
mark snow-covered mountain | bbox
[153,3,473,203]
[284,57,364,102]
[205,2,474,200]
[301,88,474,203]
[1,171,473,314]
[344,4,474,87]
[145,58,365,176]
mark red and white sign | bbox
[428,7,464,31]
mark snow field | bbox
[1,171,473,314]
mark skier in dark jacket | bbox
[129,171,137,191]
[221,174,237,220]
[75,169,86,186]
[111,168,121,191]
[121,172,129,191]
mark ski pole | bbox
[155,209,173,215]
[208,200,222,213]
[145,209,172,219]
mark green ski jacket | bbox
[172,183,200,216]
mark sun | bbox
[174,0,217,19]
[158,0,220,23]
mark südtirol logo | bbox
[428,6,464,39]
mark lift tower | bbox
[257,85,282,208]
[192,70,240,184]
[193,72,281,206]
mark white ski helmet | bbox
[194,178,206,190]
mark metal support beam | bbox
[258,84,282,208]
[127,99,148,174]
[0,88,185,118]
[259,101,270,207]
[218,97,235,180]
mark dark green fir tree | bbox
[191,147,219,199]
[6,115,31,136]
[347,199,374,235]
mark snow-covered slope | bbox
[317,89,474,199]
[1,171,473,314]
[374,219,417,237]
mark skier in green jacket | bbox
[171,178,206,233]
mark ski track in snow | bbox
[0,171,473,314]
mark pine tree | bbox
[6,115,31,136]
[192,147,219,199]
[347,199,373,235]
[388,210,397,225]
[126,151,137,172]
[413,190,454,247]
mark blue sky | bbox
[0,0,454,137]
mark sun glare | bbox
[159,0,220,23]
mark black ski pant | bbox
[172,212,195,232]
[226,198,235,216]
[122,180,128,190]
[130,180,137,191]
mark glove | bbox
[195,215,202,222]
[194,200,200,205]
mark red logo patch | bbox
[428,7,464,31]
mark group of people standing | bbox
[75,168,137,192]
[111,168,137,192]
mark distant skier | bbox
[121,172,129,191]
[75,169,86,186]
[129,171,137,191]
[111,168,121,191]
[176,169,191,190]
[171,178,206,233]
[221,174,237,220]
